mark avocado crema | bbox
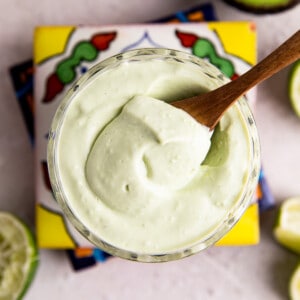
[56,58,252,253]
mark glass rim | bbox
[47,48,261,262]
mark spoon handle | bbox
[173,30,300,130]
[232,29,300,96]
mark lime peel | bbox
[0,212,38,300]
[288,60,300,118]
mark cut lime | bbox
[290,264,300,300]
[0,212,38,300]
[289,60,300,117]
[224,0,297,13]
[274,197,300,255]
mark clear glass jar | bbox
[48,48,261,262]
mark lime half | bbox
[0,212,38,300]
[289,60,300,117]
[274,197,300,255]
[290,264,300,300]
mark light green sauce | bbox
[57,59,251,253]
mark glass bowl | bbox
[47,48,261,262]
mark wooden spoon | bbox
[172,30,300,130]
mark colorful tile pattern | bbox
[9,3,274,271]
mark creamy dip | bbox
[56,57,251,254]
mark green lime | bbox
[274,197,300,255]
[290,263,300,300]
[288,60,300,117]
[223,0,297,13]
[0,212,38,300]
